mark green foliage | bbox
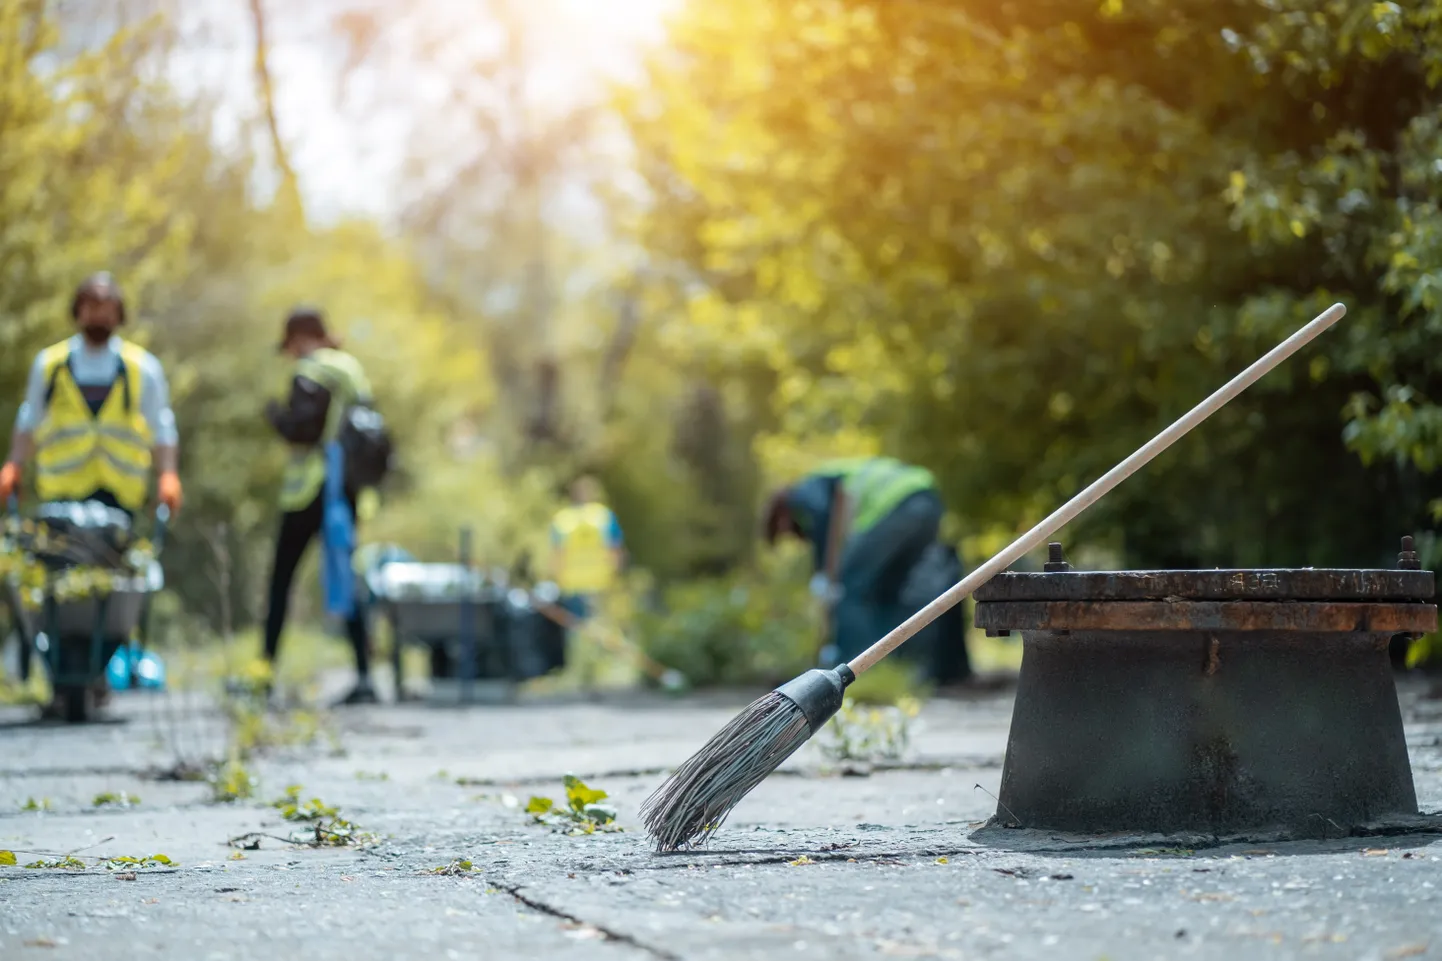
[431,859,475,875]
[524,775,621,835]
[92,791,139,808]
[844,660,931,707]
[266,785,376,847]
[270,785,337,822]
[23,856,86,870]
[4,851,174,871]
[208,758,257,803]
[818,697,920,764]
[20,797,50,812]
[102,854,174,870]
[632,543,818,686]
[620,0,1442,570]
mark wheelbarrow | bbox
[2,498,167,723]
[366,528,552,703]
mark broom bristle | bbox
[641,691,812,852]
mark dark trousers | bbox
[263,490,370,678]
[831,490,945,663]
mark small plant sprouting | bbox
[524,775,621,836]
[431,859,475,876]
[92,792,140,809]
[209,758,257,803]
[262,785,379,849]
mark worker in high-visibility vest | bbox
[0,272,182,717]
[763,456,944,666]
[549,476,624,620]
[262,307,376,706]
[0,272,182,517]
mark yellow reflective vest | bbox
[279,348,371,512]
[811,456,936,535]
[552,502,618,594]
[33,339,153,511]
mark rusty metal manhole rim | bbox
[973,568,1435,604]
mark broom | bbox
[640,302,1348,852]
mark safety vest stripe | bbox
[36,449,149,478]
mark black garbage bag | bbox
[897,541,972,685]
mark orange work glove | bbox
[0,462,19,503]
[157,471,183,515]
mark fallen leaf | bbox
[229,852,246,861]
[340,875,355,882]
[114,872,137,881]
[935,857,949,864]
[1363,849,1390,857]
[24,938,58,948]
[0,851,16,866]
[1387,945,1428,959]
[787,855,814,866]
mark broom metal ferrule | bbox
[775,664,856,734]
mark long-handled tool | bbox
[639,302,1349,852]
[531,596,689,692]
[812,484,848,666]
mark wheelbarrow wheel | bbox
[55,684,95,724]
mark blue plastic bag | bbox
[321,441,357,619]
[106,648,166,690]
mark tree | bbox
[620,0,1442,569]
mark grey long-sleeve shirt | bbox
[14,335,179,446]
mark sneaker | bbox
[334,681,378,707]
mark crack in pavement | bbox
[493,879,683,960]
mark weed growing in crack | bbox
[224,785,381,850]
[92,792,140,809]
[430,859,476,876]
[525,775,621,835]
[0,851,175,870]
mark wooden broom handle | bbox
[848,303,1348,676]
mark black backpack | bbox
[337,402,393,492]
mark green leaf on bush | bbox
[525,796,554,816]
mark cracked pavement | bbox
[3,677,1442,959]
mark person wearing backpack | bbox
[262,306,390,706]
[0,272,183,519]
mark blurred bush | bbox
[632,542,817,687]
